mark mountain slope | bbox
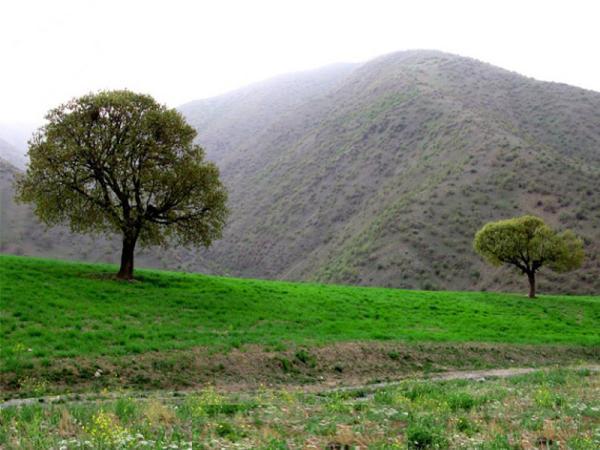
[179,63,359,169]
[183,50,600,293]
[1,51,599,293]
[0,138,26,169]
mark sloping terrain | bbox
[183,50,600,293]
[1,50,599,293]
[1,256,598,396]
[0,138,26,169]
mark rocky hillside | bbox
[2,50,599,293]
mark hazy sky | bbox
[1,0,599,124]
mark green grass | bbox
[1,254,599,366]
[1,368,598,449]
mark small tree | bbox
[473,215,584,297]
[16,90,228,279]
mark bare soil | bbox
[2,364,599,410]
[2,341,598,399]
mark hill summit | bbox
[181,50,600,293]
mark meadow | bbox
[2,255,599,358]
[1,255,599,398]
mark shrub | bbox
[448,392,476,411]
[406,422,447,449]
[295,349,317,368]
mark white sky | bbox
[1,0,599,124]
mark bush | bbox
[406,422,447,449]
[456,416,478,436]
[448,392,476,411]
[295,349,317,368]
[216,421,244,440]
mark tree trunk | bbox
[117,235,137,280]
[527,271,536,298]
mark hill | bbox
[0,138,26,169]
[1,50,599,294]
[0,122,37,168]
[1,256,599,395]
[181,50,600,294]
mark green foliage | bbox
[215,421,244,440]
[14,90,228,278]
[1,255,599,395]
[277,357,295,374]
[294,349,317,367]
[387,350,401,360]
[447,392,476,411]
[474,216,584,272]
[0,369,599,448]
[406,421,448,449]
[474,215,584,295]
[1,255,598,370]
[456,416,477,435]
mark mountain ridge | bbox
[182,50,600,293]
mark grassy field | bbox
[1,368,598,449]
[1,255,599,398]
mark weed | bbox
[447,392,476,411]
[144,399,175,427]
[406,421,447,449]
[277,357,295,373]
[215,421,244,440]
[456,416,477,436]
[0,368,597,449]
[388,350,400,360]
[295,349,317,368]
[84,409,127,445]
[18,376,48,397]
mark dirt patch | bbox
[3,365,599,411]
[2,341,598,398]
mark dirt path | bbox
[320,366,599,396]
[4,342,597,397]
[2,365,598,410]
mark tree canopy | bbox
[16,90,228,279]
[473,215,584,297]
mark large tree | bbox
[473,215,584,297]
[16,90,228,279]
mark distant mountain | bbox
[0,137,26,169]
[1,51,599,293]
[181,50,600,294]
[179,62,359,169]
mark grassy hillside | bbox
[2,255,599,355]
[1,256,599,395]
